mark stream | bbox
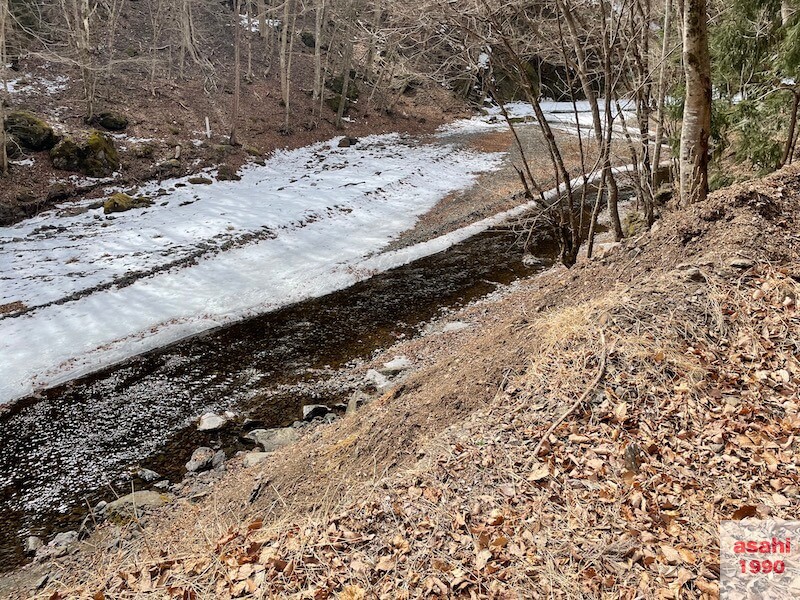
[0,225,559,570]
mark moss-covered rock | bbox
[216,164,241,181]
[96,111,129,131]
[46,183,72,202]
[326,74,359,101]
[50,131,120,177]
[103,192,154,214]
[4,111,57,150]
[622,211,647,238]
[300,31,316,48]
[325,93,349,115]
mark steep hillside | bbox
[1,0,462,225]
[3,164,798,599]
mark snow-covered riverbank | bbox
[0,133,507,404]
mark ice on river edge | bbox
[0,133,506,405]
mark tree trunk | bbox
[679,0,711,205]
[652,0,673,184]
[336,36,353,129]
[782,90,799,167]
[782,0,796,25]
[230,0,242,145]
[312,0,325,105]
[0,0,8,177]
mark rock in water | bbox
[302,404,330,420]
[197,412,228,431]
[136,468,161,482]
[186,446,215,472]
[105,491,170,523]
[246,427,298,452]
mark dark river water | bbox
[0,226,557,570]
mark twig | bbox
[532,330,608,457]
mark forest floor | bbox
[2,161,798,597]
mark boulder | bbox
[441,321,470,333]
[188,176,213,185]
[346,391,372,415]
[4,111,57,150]
[337,136,359,148]
[35,530,78,560]
[103,192,153,214]
[245,427,298,452]
[50,131,120,177]
[96,111,129,131]
[23,536,43,555]
[379,356,412,376]
[364,368,390,391]
[186,446,215,472]
[197,412,228,431]
[51,531,79,547]
[136,468,161,482]
[212,449,226,469]
[216,164,241,181]
[302,404,330,420]
[105,490,170,523]
[242,452,269,467]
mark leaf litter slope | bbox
[27,166,800,598]
[0,134,504,405]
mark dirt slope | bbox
[3,166,799,598]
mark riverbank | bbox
[4,161,798,598]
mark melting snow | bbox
[0,134,504,404]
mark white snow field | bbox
[0,134,506,404]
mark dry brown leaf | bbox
[338,585,366,600]
[375,555,395,572]
[475,549,492,570]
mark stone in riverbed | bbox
[243,452,269,467]
[364,368,390,390]
[23,536,43,555]
[246,427,298,452]
[136,468,161,482]
[379,356,412,376]
[197,412,228,431]
[105,490,171,523]
[186,446,215,472]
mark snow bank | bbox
[0,134,504,404]
[438,99,636,137]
